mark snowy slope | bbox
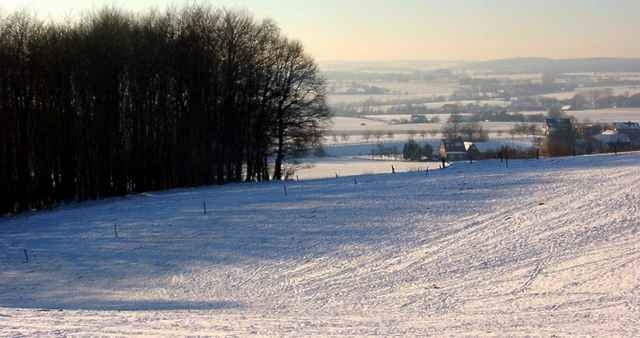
[1,153,640,336]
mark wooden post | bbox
[23,249,29,264]
[354,177,358,185]
[392,165,396,174]
[426,167,429,176]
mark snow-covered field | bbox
[541,86,640,100]
[328,117,539,134]
[293,158,439,180]
[2,153,640,336]
[568,108,640,123]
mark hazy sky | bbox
[2,0,640,61]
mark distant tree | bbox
[374,130,384,142]
[403,139,421,161]
[362,130,372,142]
[422,143,434,159]
[402,140,433,161]
[542,120,577,156]
[527,124,541,137]
[442,113,465,139]
[460,121,488,141]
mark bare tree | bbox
[271,39,330,180]
[442,113,464,139]
[374,130,384,142]
[0,5,331,213]
[362,130,372,142]
[407,130,418,140]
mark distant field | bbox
[328,117,541,135]
[327,81,459,105]
[567,108,640,122]
[540,85,640,100]
[294,158,438,180]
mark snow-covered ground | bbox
[293,157,440,180]
[2,153,640,336]
[568,108,640,123]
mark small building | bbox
[439,138,469,161]
[410,114,428,123]
[545,118,573,136]
[614,122,640,146]
[594,130,631,150]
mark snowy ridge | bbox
[1,154,640,336]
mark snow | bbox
[293,158,439,180]
[2,153,640,336]
[568,108,640,123]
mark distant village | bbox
[439,116,640,162]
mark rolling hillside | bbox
[1,154,639,336]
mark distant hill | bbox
[458,57,640,74]
[319,60,465,73]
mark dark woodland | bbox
[0,6,330,214]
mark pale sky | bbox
[2,0,639,61]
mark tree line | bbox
[0,6,330,214]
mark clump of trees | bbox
[509,123,541,138]
[442,113,488,141]
[0,6,329,214]
[542,110,577,156]
[402,140,433,161]
[370,144,400,159]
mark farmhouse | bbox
[439,138,470,161]
[594,130,632,150]
[613,122,640,146]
